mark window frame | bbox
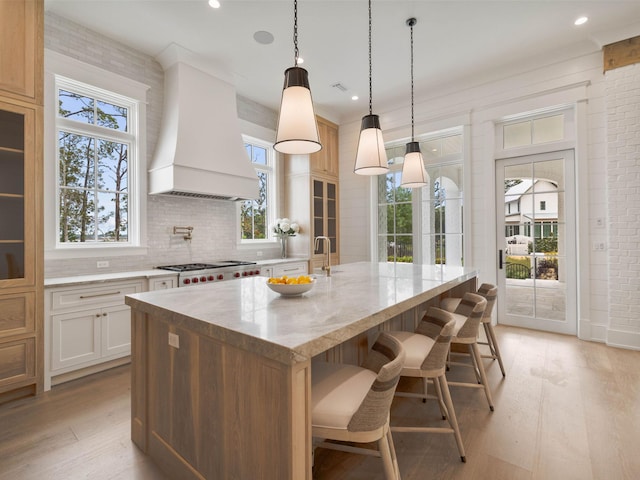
[44,50,149,259]
[238,134,277,244]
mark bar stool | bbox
[441,284,504,376]
[387,307,467,462]
[311,332,406,480]
[440,292,494,411]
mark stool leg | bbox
[471,342,494,411]
[378,428,398,480]
[431,376,448,420]
[438,374,466,463]
[386,427,402,480]
[484,322,506,377]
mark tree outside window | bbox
[57,87,133,243]
[240,139,275,241]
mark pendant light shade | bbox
[400,17,428,189]
[274,66,321,154]
[274,0,321,155]
[401,141,428,188]
[354,114,388,174]
[354,0,388,175]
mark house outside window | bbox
[240,136,276,242]
[55,78,139,246]
[540,200,546,210]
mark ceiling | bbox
[44,0,640,124]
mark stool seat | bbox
[312,362,376,429]
[386,331,435,370]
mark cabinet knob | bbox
[96,313,101,318]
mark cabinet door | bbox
[0,0,43,103]
[312,178,339,265]
[101,304,131,357]
[310,117,338,177]
[0,101,35,287]
[0,337,35,389]
[51,310,101,370]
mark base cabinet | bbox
[45,280,143,389]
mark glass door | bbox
[496,150,577,335]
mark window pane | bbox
[533,114,563,144]
[442,134,463,155]
[58,90,94,124]
[395,203,412,234]
[59,188,96,242]
[97,140,128,192]
[97,100,128,132]
[59,132,95,189]
[503,121,531,149]
[97,191,128,242]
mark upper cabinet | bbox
[0,0,44,104]
[310,116,339,178]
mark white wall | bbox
[44,12,283,278]
[339,50,638,350]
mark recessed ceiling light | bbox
[208,0,221,8]
[253,31,274,45]
[574,16,588,26]
[297,57,304,65]
[351,95,359,101]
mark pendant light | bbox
[400,17,428,189]
[274,0,321,155]
[353,0,388,175]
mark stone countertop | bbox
[43,258,309,287]
[125,262,477,365]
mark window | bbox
[240,136,276,241]
[377,130,464,265]
[55,78,139,246]
[540,200,546,211]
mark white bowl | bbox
[266,279,315,297]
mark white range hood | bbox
[149,44,259,201]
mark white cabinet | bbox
[46,279,144,389]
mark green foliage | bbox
[505,256,531,279]
[528,234,558,253]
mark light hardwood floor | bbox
[1,325,639,480]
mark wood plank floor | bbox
[1,325,639,480]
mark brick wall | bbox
[605,62,640,343]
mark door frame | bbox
[495,150,578,335]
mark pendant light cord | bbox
[368,0,373,115]
[410,19,415,141]
[293,0,299,66]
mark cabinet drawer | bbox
[272,263,307,277]
[0,292,35,338]
[0,337,35,388]
[149,276,177,290]
[51,282,142,311]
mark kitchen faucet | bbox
[314,236,331,277]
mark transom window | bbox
[240,136,276,241]
[55,77,139,245]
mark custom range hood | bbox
[149,44,259,201]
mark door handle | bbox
[498,250,503,269]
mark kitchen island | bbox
[125,262,477,480]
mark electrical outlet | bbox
[593,242,605,251]
[596,217,605,228]
[256,251,263,257]
[168,332,180,348]
[97,260,109,268]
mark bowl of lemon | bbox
[266,275,315,297]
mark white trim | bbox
[44,50,149,258]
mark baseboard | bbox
[606,328,640,351]
[51,356,131,387]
